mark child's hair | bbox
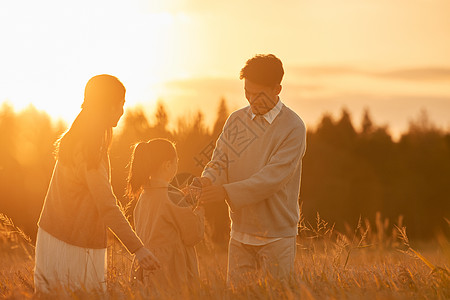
[126,138,177,199]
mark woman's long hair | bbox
[55,74,125,168]
[126,138,177,199]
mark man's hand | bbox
[201,177,212,186]
[199,185,227,204]
[193,176,212,187]
[182,177,211,195]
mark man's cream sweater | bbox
[203,103,306,238]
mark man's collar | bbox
[250,98,283,124]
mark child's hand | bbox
[199,177,212,187]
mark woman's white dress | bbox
[34,228,107,293]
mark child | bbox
[127,138,205,291]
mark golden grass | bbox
[0,211,449,300]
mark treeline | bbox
[0,100,449,243]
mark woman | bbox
[34,74,159,293]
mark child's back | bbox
[132,184,204,290]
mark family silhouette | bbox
[33,54,307,294]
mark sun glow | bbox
[1,0,449,135]
[0,0,185,123]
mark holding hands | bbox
[182,176,228,206]
[192,177,228,205]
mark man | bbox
[199,54,307,285]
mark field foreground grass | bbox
[0,213,449,299]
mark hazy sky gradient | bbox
[0,0,449,138]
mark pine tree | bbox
[361,108,373,135]
[212,98,229,139]
[154,101,168,132]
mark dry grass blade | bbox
[0,213,33,246]
[356,227,370,248]
[122,199,134,219]
[1,212,449,299]
[409,248,436,271]
[343,217,372,269]
[395,223,450,280]
[395,225,410,248]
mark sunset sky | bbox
[0,0,449,138]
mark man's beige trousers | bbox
[227,236,296,286]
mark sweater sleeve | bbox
[201,116,232,185]
[82,161,144,254]
[223,125,306,211]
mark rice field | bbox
[1,212,449,299]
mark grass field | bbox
[1,212,449,299]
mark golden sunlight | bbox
[1,1,450,298]
[0,0,183,123]
[1,0,449,134]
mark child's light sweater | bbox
[132,184,204,288]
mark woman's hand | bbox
[135,247,160,270]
